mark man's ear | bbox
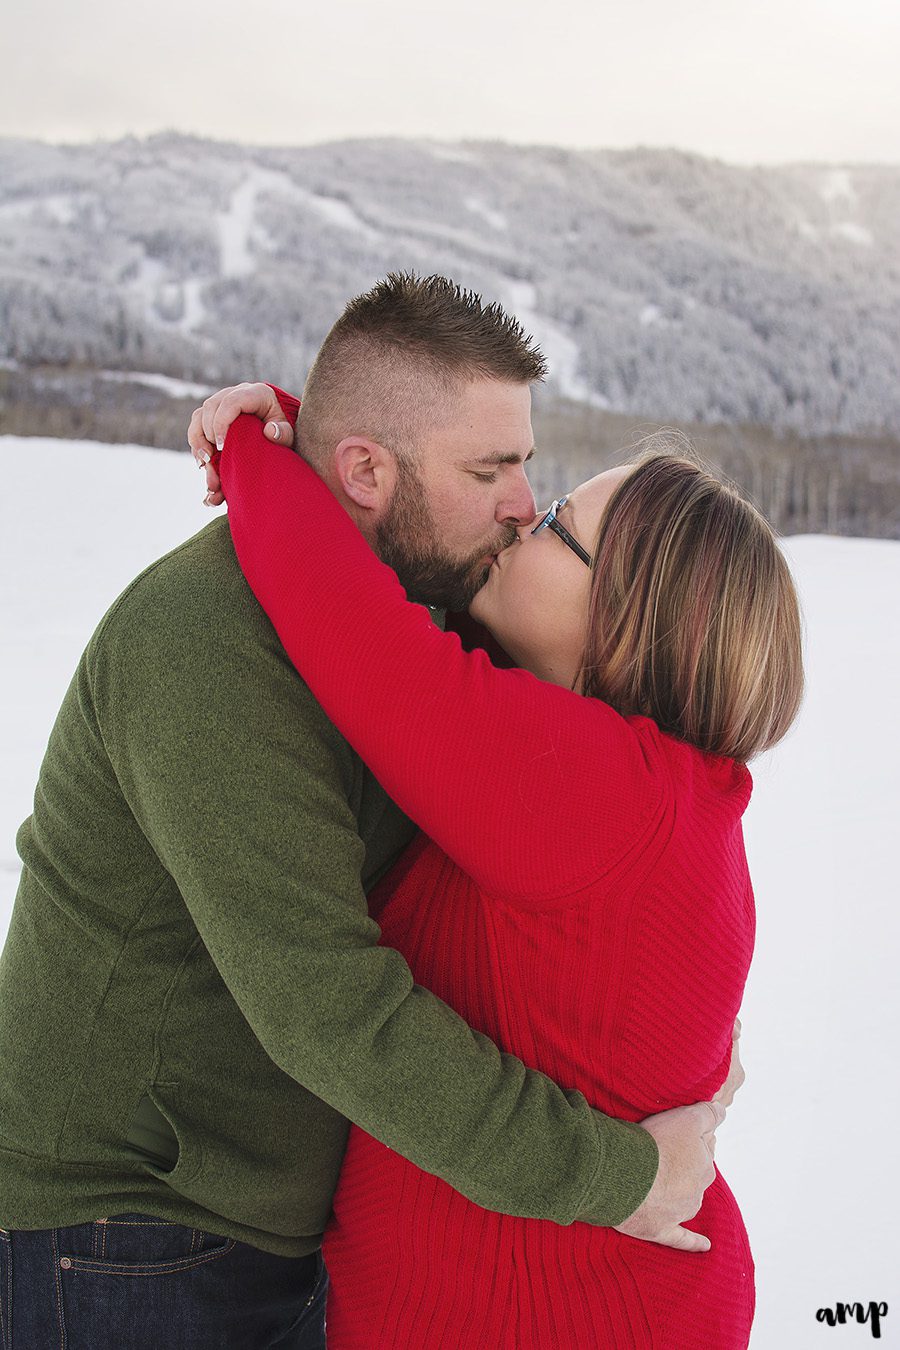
[333,436,398,513]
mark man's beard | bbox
[376,458,517,612]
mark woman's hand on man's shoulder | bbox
[188,383,296,506]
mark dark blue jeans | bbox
[0,1213,326,1349]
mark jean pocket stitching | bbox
[50,1229,65,1350]
[58,1239,235,1278]
[0,1231,10,1350]
[101,1220,180,1227]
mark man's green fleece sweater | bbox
[0,517,658,1256]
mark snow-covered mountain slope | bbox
[1,435,897,1347]
[1,135,898,436]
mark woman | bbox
[209,401,802,1348]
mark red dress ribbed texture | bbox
[222,416,757,1349]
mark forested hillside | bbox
[3,134,898,432]
[1,134,897,535]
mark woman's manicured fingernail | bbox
[266,422,281,441]
[197,449,211,466]
[204,492,215,507]
[215,436,224,453]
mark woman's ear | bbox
[333,436,398,513]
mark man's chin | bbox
[413,569,491,613]
[387,546,497,612]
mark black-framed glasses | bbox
[531,496,592,567]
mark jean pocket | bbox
[57,1214,234,1277]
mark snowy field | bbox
[2,435,898,1347]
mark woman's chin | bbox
[464,577,499,623]
[468,583,492,625]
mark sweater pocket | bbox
[128,1085,204,1192]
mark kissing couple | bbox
[0,273,802,1348]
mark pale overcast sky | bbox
[3,0,898,164]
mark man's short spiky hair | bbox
[297,272,547,465]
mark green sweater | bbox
[0,518,658,1257]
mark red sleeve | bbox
[221,416,665,904]
[267,385,301,424]
[208,385,300,474]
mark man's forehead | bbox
[417,377,534,462]
[442,376,532,419]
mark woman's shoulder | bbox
[634,717,753,816]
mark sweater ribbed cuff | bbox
[576,1113,660,1227]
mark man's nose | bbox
[515,512,541,544]
[496,471,536,526]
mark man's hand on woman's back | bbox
[616,1016,744,1252]
[615,1099,725,1253]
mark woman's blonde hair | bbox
[581,449,804,762]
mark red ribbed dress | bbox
[222,416,757,1349]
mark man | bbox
[0,274,730,1349]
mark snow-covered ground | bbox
[2,435,898,1347]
